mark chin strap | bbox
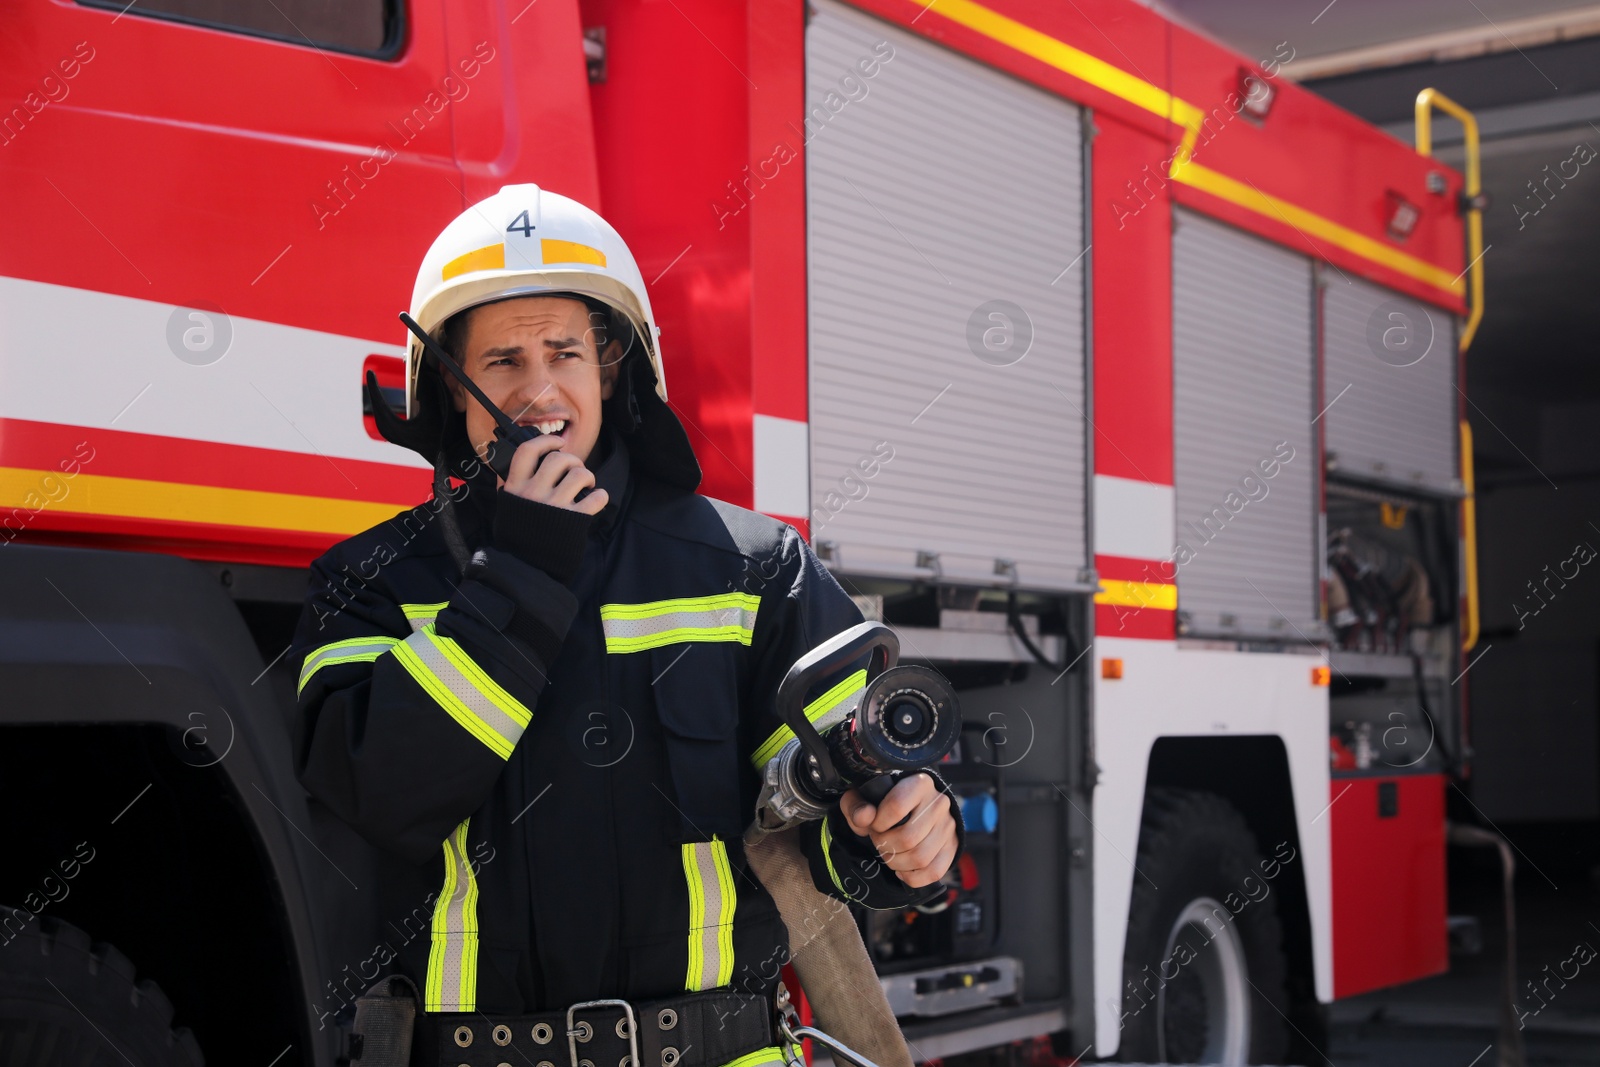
[433,446,474,579]
[366,367,477,578]
[604,351,647,435]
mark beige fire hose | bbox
[744,827,915,1067]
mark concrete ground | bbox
[1328,836,1600,1067]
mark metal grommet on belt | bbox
[615,1017,633,1040]
[620,1058,633,1067]
[537,1061,556,1067]
[657,1008,678,1031]
[662,1047,680,1067]
[580,1060,596,1067]
[572,1020,594,1043]
[454,1025,474,1048]
[532,1022,554,1044]
[493,1024,513,1046]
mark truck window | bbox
[77,0,401,57]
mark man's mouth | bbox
[524,418,568,436]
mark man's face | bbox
[444,296,621,469]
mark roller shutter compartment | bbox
[1322,275,1459,494]
[1172,209,1318,639]
[805,0,1089,591]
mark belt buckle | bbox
[567,998,639,1067]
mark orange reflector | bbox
[541,238,607,266]
[441,242,505,281]
[1101,657,1124,680]
[1312,665,1331,687]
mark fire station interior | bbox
[1166,0,1600,1059]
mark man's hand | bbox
[838,773,958,889]
[503,436,608,516]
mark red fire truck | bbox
[0,0,1482,1063]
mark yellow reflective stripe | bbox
[820,816,851,901]
[683,844,706,990]
[820,816,896,912]
[682,836,737,991]
[391,624,531,760]
[296,636,400,696]
[1093,580,1178,610]
[712,839,736,987]
[425,820,479,1012]
[722,1050,786,1067]
[750,669,868,769]
[400,601,449,632]
[601,593,761,619]
[606,625,755,654]
[601,593,761,654]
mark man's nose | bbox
[503,363,556,418]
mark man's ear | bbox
[599,341,623,400]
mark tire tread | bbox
[0,907,204,1067]
[1117,788,1292,1064]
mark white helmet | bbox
[404,183,667,419]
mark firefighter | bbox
[289,184,961,1065]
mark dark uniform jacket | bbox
[289,429,953,1019]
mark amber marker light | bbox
[1101,657,1124,680]
[1311,665,1331,687]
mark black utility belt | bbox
[415,990,777,1067]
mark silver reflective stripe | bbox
[601,593,760,654]
[425,819,479,1011]
[401,601,448,632]
[392,626,529,760]
[683,837,737,991]
[297,636,400,695]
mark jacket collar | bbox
[588,425,631,539]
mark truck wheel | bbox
[1118,789,1290,1065]
[0,910,204,1066]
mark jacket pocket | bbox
[650,644,744,839]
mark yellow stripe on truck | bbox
[0,466,406,537]
[920,0,1465,299]
[1177,163,1465,295]
[1094,579,1178,611]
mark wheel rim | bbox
[1155,896,1250,1064]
